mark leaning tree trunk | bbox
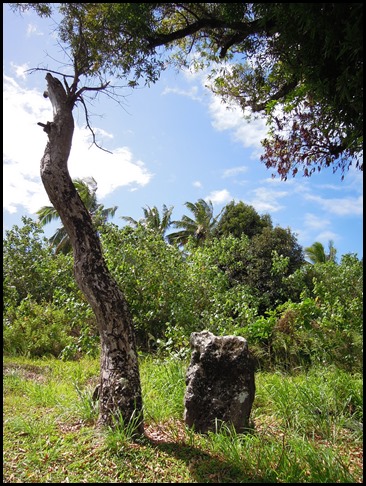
[39,72,143,430]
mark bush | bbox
[100,224,206,350]
[3,217,362,370]
[3,298,73,357]
[246,294,363,373]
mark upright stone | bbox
[184,330,255,433]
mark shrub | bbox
[3,298,73,357]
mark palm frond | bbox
[36,177,117,254]
[37,206,60,226]
[168,199,220,247]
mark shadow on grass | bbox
[146,437,275,483]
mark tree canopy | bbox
[215,200,272,239]
[10,2,363,179]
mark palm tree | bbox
[167,199,222,247]
[37,177,117,254]
[304,240,337,264]
[121,204,174,238]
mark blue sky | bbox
[3,5,363,260]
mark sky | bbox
[3,5,363,261]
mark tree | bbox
[305,240,337,264]
[39,73,143,430]
[210,3,363,179]
[221,226,305,314]
[293,253,363,371]
[215,200,272,239]
[13,3,362,179]
[167,199,222,247]
[8,5,145,430]
[37,177,117,254]
[121,204,173,239]
[99,223,199,351]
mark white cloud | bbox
[222,165,248,178]
[164,64,268,158]
[342,165,364,192]
[67,132,153,198]
[247,187,288,213]
[26,23,43,37]
[205,189,232,205]
[303,213,331,230]
[208,96,267,156]
[314,230,339,243]
[3,74,153,215]
[3,166,47,214]
[294,214,334,248]
[303,193,363,216]
[10,62,30,80]
[193,180,202,188]
[294,227,340,253]
[162,85,201,101]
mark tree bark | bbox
[39,73,143,431]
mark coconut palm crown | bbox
[37,177,117,254]
[167,199,222,247]
[121,204,174,238]
[304,240,337,264]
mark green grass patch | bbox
[3,355,363,483]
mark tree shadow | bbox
[144,428,276,483]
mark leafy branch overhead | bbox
[10,3,363,179]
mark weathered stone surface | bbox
[184,331,255,433]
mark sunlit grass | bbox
[3,355,363,483]
[140,354,186,422]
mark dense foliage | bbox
[215,200,272,239]
[3,210,363,373]
[3,217,98,359]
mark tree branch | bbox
[27,67,74,79]
[146,17,265,51]
[78,96,112,154]
[75,81,110,100]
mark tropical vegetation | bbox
[121,204,173,238]
[37,177,117,254]
[3,200,363,482]
[4,3,363,481]
[4,200,363,373]
[305,240,337,264]
[167,199,222,247]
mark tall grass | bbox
[140,355,186,422]
[3,355,363,483]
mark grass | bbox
[3,355,363,483]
